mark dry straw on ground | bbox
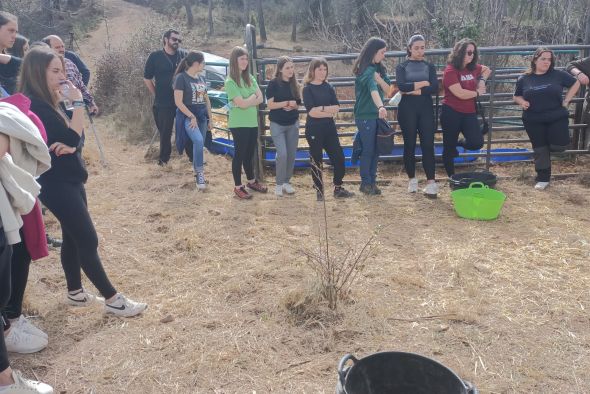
[11,1,590,392]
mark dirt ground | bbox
[10,1,590,393]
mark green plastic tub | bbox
[451,182,506,220]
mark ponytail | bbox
[174,57,189,77]
[174,50,205,77]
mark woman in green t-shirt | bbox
[225,46,267,199]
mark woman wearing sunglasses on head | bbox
[441,38,491,177]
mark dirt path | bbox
[9,1,590,393]
[76,0,151,86]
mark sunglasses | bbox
[466,50,475,56]
[170,37,182,44]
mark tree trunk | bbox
[42,0,53,25]
[256,0,267,42]
[243,0,251,26]
[291,2,298,42]
[185,0,194,29]
[207,0,214,38]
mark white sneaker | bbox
[275,185,283,196]
[423,182,438,198]
[10,315,47,340]
[408,178,418,193]
[0,370,53,394]
[282,183,295,194]
[534,181,549,190]
[196,171,206,190]
[105,293,147,317]
[66,288,103,307]
[5,326,48,354]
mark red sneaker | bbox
[234,186,252,199]
[246,181,268,193]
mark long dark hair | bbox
[229,46,252,88]
[448,38,479,71]
[9,34,28,58]
[303,58,329,85]
[525,47,555,75]
[274,56,300,101]
[352,37,387,76]
[175,50,204,76]
[19,48,65,122]
[0,11,16,28]
[0,11,17,54]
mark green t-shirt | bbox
[353,64,392,120]
[225,74,259,128]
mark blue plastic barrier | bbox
[211,138,480,168]
[485,148,531,162]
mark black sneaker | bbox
[334,186,354,198]
[46,235,62,248]
[359,183,375,195]
[371,184,382,195]
[157,160,167,167]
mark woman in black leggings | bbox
[441,38,491,176]
[20,47,146,317]
[396,34,439,197]
[302,58,353,201]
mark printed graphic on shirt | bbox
[190,79,207,104]
[529,84,551,91]
[461,74,475,81]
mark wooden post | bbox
[485,52,497,170]
[245,24,265,181]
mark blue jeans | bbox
[355,118,379,185]
[184,112,208,172]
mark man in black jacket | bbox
[143,29,190,166]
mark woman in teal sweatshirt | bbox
[353,37,391,195]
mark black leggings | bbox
[522,116,569,182]
[4,236,30,320]
[441,104,483,176]
[39,180,117,299]
[0,231,12,372]
[153,106,193,163]
[230,127,258,186]
[305,122,345,191]
[398,96,436,180]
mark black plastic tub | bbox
[336,352,478,394]
[449,171,497,190]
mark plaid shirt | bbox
[64,58,94,106]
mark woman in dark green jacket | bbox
[353,37,391,195]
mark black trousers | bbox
[440,104,483,176]
[39,180,117,299]
[153,106,193,163]
[4,235,30,320]
[305,121,345,191]
[522,116,569,182]
[0,231,12,372]
[398,96,436,180]
[230,127,258,186]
